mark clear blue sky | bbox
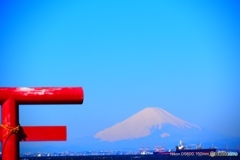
[1,0,240,151]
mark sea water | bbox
[18,155,240,160]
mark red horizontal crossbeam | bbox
[0,126,67,141]
[0,87,84,104]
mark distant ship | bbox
[153,140,217,156]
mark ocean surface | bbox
[18,155,240,160]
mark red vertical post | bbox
[2,97,19,160]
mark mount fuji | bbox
[93,107,239,150]
[95,107,201,142]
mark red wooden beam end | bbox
[0,126,67,141]
[20,126,67,141]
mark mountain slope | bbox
[95,107,201,142]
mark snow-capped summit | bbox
[95,107,201,142]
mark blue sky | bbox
[1,0,240,151]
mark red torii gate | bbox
[0,87,84,160]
